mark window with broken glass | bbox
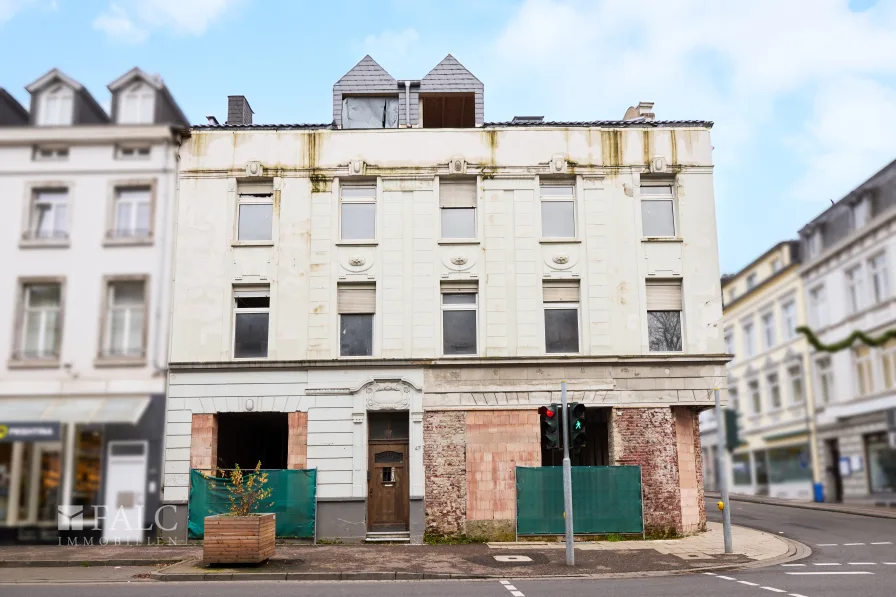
[646,279,683,352]
[237,182,274,241]
[341,96,399,129]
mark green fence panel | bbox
[188,468,317,539]
[516,466,643,535]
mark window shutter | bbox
[234,287,270,298]
[543,280,579,303]
[441,282,478,294]
[646,279,682,311]
[440,181,477,208]
[238,181,274,196]
[338,284,376,313]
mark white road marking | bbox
[716,575,736,580]
[813,562,841,566]
[500,581,510,585]
[505,586,517,591]
[781,564,805,567]
[761,587,786,593]
[871,542,893,545]
[817,543,838,546]
[511,592,524,597]
[703,572,717,576]
[884,562,896,565]
[789,594,810,597]
[786,571,874,575]
[499,580,525,597]
[738,580,759,586]
[844,543,865,546]
[848,562,876,565]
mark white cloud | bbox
[486,0,896,192]
[362,28,420,65]
[787,77,896,203]
[93,3,149,44]
[93,0,239,42]
[0,0,34,24]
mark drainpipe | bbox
[397,80,420,128]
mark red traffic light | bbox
[538,405,556,418]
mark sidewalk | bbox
[708,491,896,519]
[0,522,803,583]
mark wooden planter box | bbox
[203,513,275,565]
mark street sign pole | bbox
[715,388,733,553]
[561,380,575,566]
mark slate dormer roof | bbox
[24,68,109,125]
[333,55,398,128]
[107,67,189,126]
[0,88,28,126]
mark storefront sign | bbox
[0,422,60,442]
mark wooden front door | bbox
[367,442,409,531]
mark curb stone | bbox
[709,492,896,520]
[0,558,184,568]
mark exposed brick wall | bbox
[190,414,217,471]
[674,408,701,535]
[611,407,683,535]
[465,410,540,537]
[693,409,706,530]
[423,411,467,535]
[287,412,308,469]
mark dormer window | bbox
[852,197,869,229]
[119,82,155,124]
[38,85,73,126]
[341,96,399,129]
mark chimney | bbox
[226,95,253,125]
[623,101,655,122]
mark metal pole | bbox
[561,381,575,566]
[715,389,732,553]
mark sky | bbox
[1,0,895,273]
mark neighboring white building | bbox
[0,68,187,543]
[162,56,726,543]
[700,242,816,500]
[798,160,896,505]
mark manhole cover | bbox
[494,555,533,563]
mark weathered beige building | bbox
[162,56,725,542]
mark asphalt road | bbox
[3,497,895,596]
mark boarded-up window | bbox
[342,97,399,129]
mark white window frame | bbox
[748,379,762,415]
[441,290,479,356]
[38,85,73,126]
[807,230,822,259]
[788,363,804,404]
[102,279,146,358]
[19,282,62,359]
[539,183,576,239]
[809,284,828,328]
[746,273,757,290]
[854,345,875,396]
[28,188,69,241]
[815,356,834,404]
[439,180,478,241]
[852,198,869,229]
[845,263,866,315]
[767,372,782,410]
[543,301,581,355]
[111,187,152,239]
[742,320,755,357]
[879,339,896,390]
[639,183,677,238]
[761,309,776,350]
[724,328,735,356]
[232,287,271,359]
[32,146,69,161]
[771,257,782,273]
[780,299,797,340]
[115,145,151,160]
[869,251,889,304]
[236,183,274,243]
[118,82,155,125]
[340,184,377,241]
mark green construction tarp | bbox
[516,466,643,535]
[188,468,316,539]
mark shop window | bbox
[732,453,752,486]
[768,445,812,484]
[72,429,103,514]
[866,434,896,493]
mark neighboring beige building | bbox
[700,241,817,499]
[162,56,726,542]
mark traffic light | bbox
[538,404,561,450]
[568,402,586,450]
[724,408,740,452]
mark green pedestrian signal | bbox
[568,402,586,450]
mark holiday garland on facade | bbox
[796,325,896,353]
